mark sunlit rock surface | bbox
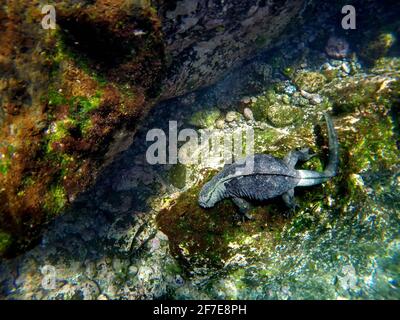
[0,0,305,255]
[0,0,399,300]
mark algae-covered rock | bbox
[0,0,165,256]
[321,65,340,81]
[0,231,12,256]
[360,33,396,64]
[249,89,304,127]
[250,90,278,121]
[168,164,187,189]
[293,71,327,93]
[225,111,241,123]
[267,103,304,128]
[189,109,222,128]
[159,0,306,98]
[322,75,392,113]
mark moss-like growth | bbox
[44,185,68,217]
[168,164,187,189]
[343,112,399,173]
[250,90,277,121]
[321,68,340,82]
[157,173,287,272]
[323,77,386,114]
[360,33,396,64]
[0,0,166,257]
[293,71,327,93]
[267,103,304,128]
[189,109,222,128]
[0,231,12,255]
[0,144,14,175]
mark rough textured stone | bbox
[159,0,305,98]
[0,0,305,255]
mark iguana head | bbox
[198,177,226,208]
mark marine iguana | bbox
[198,113,339,216]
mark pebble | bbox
[243,108,254,121]
[128,265,138,276]
[300,90,323,105]
[215,119,225,129]
[240,97,252,105]
[341,62,351,74]
[282,95,291,105]
[225,111,238,122]
[284,85,297,95]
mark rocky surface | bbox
[1,0,400,299]
[158,0,305,98]
[0,0,306,255]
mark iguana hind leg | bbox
[282,189,298,209]
[231,197,254,220]
[284,148,315,169]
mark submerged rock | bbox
[360,33,396,64]
[293,71,327,93]
[325,36,350,59]
[0,0,307,256]
[160,0,306,98]
[189,109,222,128]
[243,108,254,121]
[0,0,399,301]
[225,111,240,123]
[267,103,303,128]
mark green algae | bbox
[250,89,304,127]
[45,90,104,152]
[0,155,11,175]
[293,71,327,93]
[344,112,399,173]
[0,231,12,255]
[360,33,396,64]
[44,185,68,217]
[51,31,108,87]
[253,128,281,153]
[267,103,303,128]
[158,172,290,272]
[189,109,222,128]
[323,78,383,114]
[168,163,187,189]
[0,144,15,175]
[250,90,276,121]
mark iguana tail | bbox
[323,112,339,177]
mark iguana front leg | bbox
[284,148,315,169]
[231,197,254,220]
[282,189,297,209]
[282,189,299,217]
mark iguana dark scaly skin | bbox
[198,113,339,217]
